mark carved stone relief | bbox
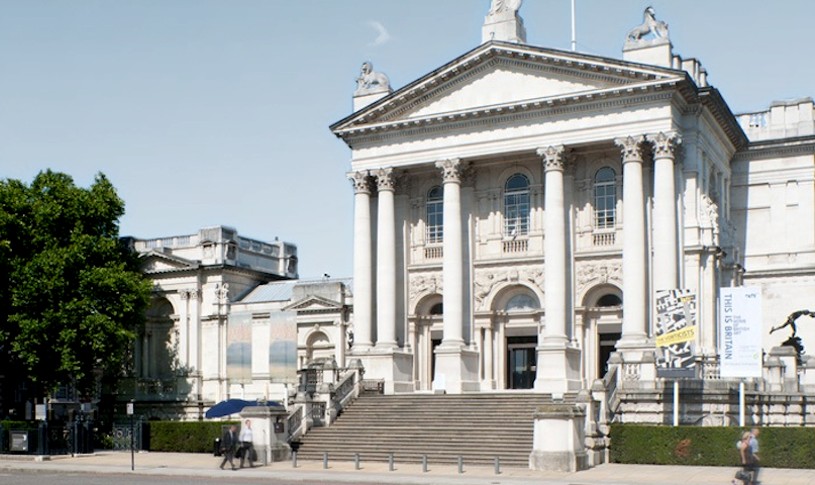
[408,273,443,305]
[473,265,544,311]
[576,262,622,296]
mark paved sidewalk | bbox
[1,451,814,484]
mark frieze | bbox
[473,265,544,311]
[341,91,676,143]
[408,273,443,304]
[576,261,622,294]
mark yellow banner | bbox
[656,325,697,347]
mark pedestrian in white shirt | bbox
[238,419,255,468]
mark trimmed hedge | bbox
[148,421,238,453]
[610,424,815,469]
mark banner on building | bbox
[227,312,253,384]
[719,286,763,378]
[269,311,297,382]
[655,289,697,378]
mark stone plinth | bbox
[533,345,581,394]
[432,346,479,394]
[482,11,526,44]
[358,350,414,394]
[240,406,290,465]
[529,403,588,472]
[622,39,673,67]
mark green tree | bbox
[0,170,151,403]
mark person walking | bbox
[219,424,239,470]
[746,427,761,485]
[239,419,255,468]
[734,431,752,484]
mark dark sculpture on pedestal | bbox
[770,310,814,365]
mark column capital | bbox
[435,158,462,184]
[348,170,371,194]
[646,131,682,159]
[614,135,646,163]
[373,168,395,192]
[536,145,566,172]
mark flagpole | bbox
[570,0,577,51]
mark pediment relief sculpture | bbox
[473,266,544,311]
[576,262,622,293]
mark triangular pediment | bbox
[331,41,686,136]
[140,250,198,273]
[284,295,343,313]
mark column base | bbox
[533,344,581,395]
[356,349,414,394]
[432,346,479,394]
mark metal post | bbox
[130,414,134,471]
[292,451,297,468]
[458,456,463,474]
[494,456,501,475]
[354,452,360,470]
[323,451,328,469]
[388,453,394,471]
[570,0,577,51]
[673,380,679,427]
[739,380,746,427]
[422,455,427,473]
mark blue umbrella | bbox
[205,399,283,418]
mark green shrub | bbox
[148,421,238,453]
[610,424,815,469]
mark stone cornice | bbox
[343,90,675,148]
[331,40,684,133]
[335,80,678,140]
[733,135,815,162]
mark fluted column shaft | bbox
[538,146,568,343]
[616,136,648,344]
[374,168,397,348]
[649,132,681,291]
[436,159,465,346]
[349,171,373,350]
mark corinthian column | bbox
[538,145,568,344]
[435,159,465,347]
[349,171,373,351]
[373,168,397,349]
[615,136,648,347]
[648,132,681,291]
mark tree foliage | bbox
[0,170,151,399]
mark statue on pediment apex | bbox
[354,61,391,96]
[489,0,523,15]
[625,6,669,47]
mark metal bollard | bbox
[323,452,328,469]
[292,451,297,468]
[422,454,428,473]
[354,452,360,470]
[458,456,463,474]
[388,453,394,471]
[494,456,501,475]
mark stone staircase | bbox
[294,392,573,468]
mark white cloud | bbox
[367,20,392,47]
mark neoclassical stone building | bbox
[331,4,815,400]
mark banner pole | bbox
[739,380,745,427]
[673,380,679,426]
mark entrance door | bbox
[507,337,537,389]
[598,332,621,378]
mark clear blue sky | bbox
[1,1,812,279]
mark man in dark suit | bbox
[219,424,239,470]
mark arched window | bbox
[429,302,444,315]
[596,294,622,307]
[426,186,443,244]
[505,294,537,313]
[504,174,530,237]
[594,167,616,229]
